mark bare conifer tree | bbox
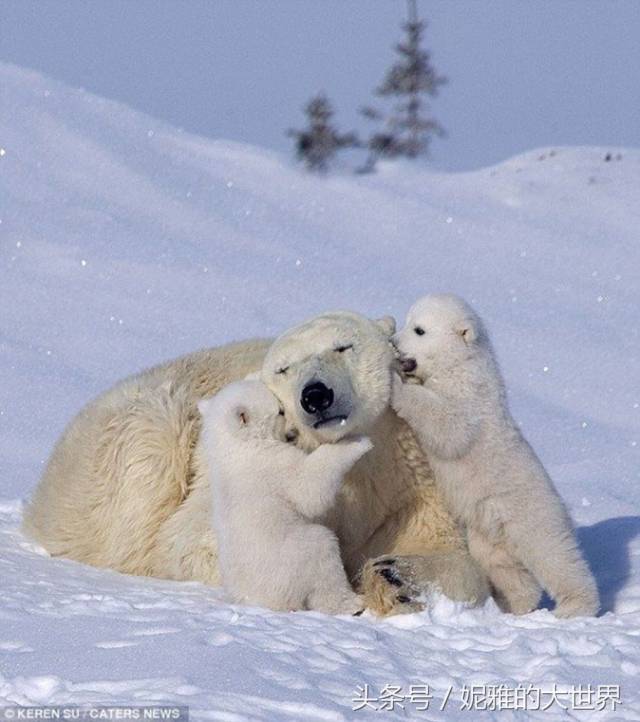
[361,0,446,170]
[288,94,358,172]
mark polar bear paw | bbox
[358,557,426,616]
[358,552,491,617]
[553,589,600,618]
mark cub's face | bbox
[262,312,396,449]
[393,294,480,382]
[199,380,286,444]
[238,387,287,442]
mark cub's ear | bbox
[375,316,396,337]
[455,317,478,344]
[244,371,261,381]
[233,404,251,428]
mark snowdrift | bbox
[1,63,639,720]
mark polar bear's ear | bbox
[233,404,251,429]
[375,316,396,337]
[244,371,261,381]
[455,317,478,344]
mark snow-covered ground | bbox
[1,63,639,720]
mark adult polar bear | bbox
[24,311,488,615]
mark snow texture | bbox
[1,63,639,720]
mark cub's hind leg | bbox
[467,527,541,614]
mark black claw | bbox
[352,608,365,617]
[379,568,403,587]
[373,558,397,567]
[397,595,411,604]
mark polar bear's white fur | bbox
[199,379,371,614]
[23,311,489,617]
[392,294,599,617]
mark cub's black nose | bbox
[400,357,417,373]
[300,382,334,414]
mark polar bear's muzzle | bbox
[313,415,349,430]
[299,379,353,431]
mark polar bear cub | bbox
[199,379,372,614]
[391,294,599,618]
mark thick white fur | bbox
[24,311,489,616]
[392,294,599,618]
[199,380,371,614]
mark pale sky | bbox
[2,0,639,170]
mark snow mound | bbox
[1,63,639,719]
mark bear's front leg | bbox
[358,551,490,616]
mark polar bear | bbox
[391,294,599,617]
[23,310,489,616]
[199,379,371,614]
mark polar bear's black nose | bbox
[301,382,334,414]
[400,357,417,373]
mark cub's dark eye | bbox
[275,366,289,375]
[278,408,285,416]
[414,327,425,336]
[335,344,353,353]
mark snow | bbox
[1,63,639,720]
